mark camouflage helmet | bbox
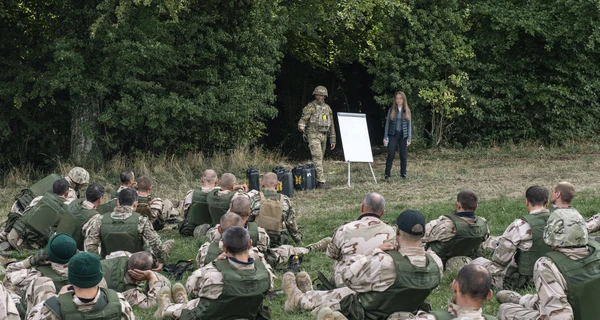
[312,86,328,97]
[543,208,588,247]
[67,167,90,185]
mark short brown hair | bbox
[136,176,152,192]
[554,182,575,204]
[457,190,478,211]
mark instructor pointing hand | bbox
[298,86,336,190]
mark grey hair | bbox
[363,192,385,214]
[222,226,250,254]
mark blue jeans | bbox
[385,130,407,177]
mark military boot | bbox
[496,290,522,304]
[306,237,332,252]
[296,271,313,293]
[154,287,172,318]
[316,307,335,320]
[193,224,211,238]
[162,239,175,257]
[317,182,332,190]
[283,272,305,312]
[172,283,189,304]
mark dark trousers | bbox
[385,130,407,177]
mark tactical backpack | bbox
[255,192,284,233]
[15,174,62,212]
[12,192,67,247]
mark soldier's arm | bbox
[491,220,525,267]
[422,216,452,243]
[326,227,343,260]
[123,272,167,309]
[116,292,135,320]
[195,243,210,268]
[328,106,336,140]
[140,218,166,264]
[250,196,261,218]
[26,303,55,320]
[257,227,270,253]
[340,248,396,293]
[298,104,314,128]
[5,260,43,287]
[182,189,194,216]
[191,265,224,300]
[586,213,600,233]
[534,257,573,318]
[284,198,302,244]
[83,219,102,256]
[148,198,163,221]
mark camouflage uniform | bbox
[26,288,134,320]
[327,214,396,287]
[586,212,600,233]
[4,260,68,307]
[298,88,336,183]
[182,187,217,214]
[388,301,488,320]
[160,258,274,319]
[423,214,490,243]
[84,205,167,263]
[471,208,551,289]
[296,246,443,314]
[103,251,172,309]
[249,188,303,244]
[0,282,20,320]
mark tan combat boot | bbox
[496,290,522,304]
[283,272,305,312]
[296,271,313,293]
[162,239,175,257]
[154,287,172,318]
[306,237,332,252]
[316,307,335,320]
[172,283,189,304]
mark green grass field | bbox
[2,144,600,319]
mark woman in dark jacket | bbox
[383,91,412,181]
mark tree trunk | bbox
[70,94,103,166]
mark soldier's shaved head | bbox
[202,169,218,184]
[261,172,279,188]
[219,173,237,190]
[363,192,385,215]
[128,251,153,271]
[455,264,492,301]
[220,212,243,232]
[230,196,251,218]
[137,176,152,192]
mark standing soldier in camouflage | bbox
[327,192,396,287]
[179,169,219,237]
[472,186,555,289]
[283,210,443,318]
[0,283,20,320]
[5,234,78,314]
[423,190,490,270]
[27,252,135,320]
[250,172,303,246]
[298,85,336,190]
[496,210,600,320]
[85,188,170,270]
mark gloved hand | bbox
[29,249,48,266]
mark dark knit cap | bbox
[47,233,77,264]
[396,209,426,236]
[68,252,103,288]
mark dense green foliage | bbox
[1,0,600,168]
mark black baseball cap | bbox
[396,209,426,236]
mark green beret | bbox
[68,252,103,288]
[47,233,77,264]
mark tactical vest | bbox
[100,256,138,292]
[429,214,488,260]
[247,221,259,248]
[545,241,600,320]
[207,190,236,225]
[516,213,552,277]
[57,200,98,251]
[12,192,67,247]
[354,251,440,318]
[45,288,122,320]
[15,173,62,211]
[204,242,224,266]
[100,212,144,258]
[180,258,271,320]
[36,265,70,291]
[97,198,118,214]
[255,191,284,232]
[186,188,213,226]
[430,310,496,320]
[308,102,331,132]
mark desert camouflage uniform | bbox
[0,282,20,320]
[298,100,336,183]
[389,301,488,320]
[297,246,444,314]
[471,208,550,289]
[249,188,303,244]
[103,251,171,309]
[189,245,275,298]
[27,288,134,320]
[586,212,600,234]
[497,247,588,319]
[5,259,68,297]
[327,214,396,287]
[161,258,274,319]
[84,205,167,263]
[423,214,490,243]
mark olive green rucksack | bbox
[15,174,62,211]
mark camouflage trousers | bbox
[21,276,58,316]
[298,287,355,315]
[497,302,540,319]
[0,283,19,320]
[307,132,328,183]
[470,257,508,289]
[266,245,309,266]
[162,298,201,319]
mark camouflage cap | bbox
[312,86,328,97]
[68,167,90,184]
[544,208,588,247]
